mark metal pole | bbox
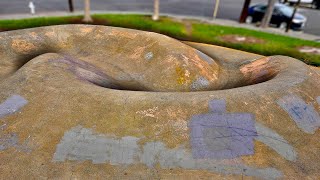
[285,0,301,32]
[213,0,220,19]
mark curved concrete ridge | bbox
[0,25,319,179]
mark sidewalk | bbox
[0,10,319,42]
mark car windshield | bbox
[278,6,294,16]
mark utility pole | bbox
[152,0,160,21]
[213,0,220,19]
[286,0,301,32]
[83,0,93,22]
[68,0,74,12]
[239,0,251,23]
[260,0,277,28]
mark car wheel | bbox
[245,16,253,24]
[279,22,288,29]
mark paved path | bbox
[0,0,319,36]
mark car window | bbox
[279,6,294,17]
[254,5,267,12]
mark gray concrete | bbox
[0,95,28,119]
[53,125,283,179]
[255,123,297,161]
[0,0,319,36]
[277,94,320,134]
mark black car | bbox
[246,3,307,30]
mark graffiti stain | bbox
[53,125,282,179]
[277,95,320,134]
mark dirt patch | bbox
[298,46,320,55]
[220,35,265,44]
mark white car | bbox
[287,0,313,3]
[279,0,320,9]
[280,0,313,5]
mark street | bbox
[0,0,319,35]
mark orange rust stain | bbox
[11,39,36,54]
[240,57,271,75]
[239,57,279,84]
[182,52,218,82]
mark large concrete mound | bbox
[0,25,319,179]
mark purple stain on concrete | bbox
[189,100,257,159]
[190,76,210,91]
[277,95,320,134]
[0,95,28,119]
[209,99,226,113]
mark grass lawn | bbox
[0,14,319,66]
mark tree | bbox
[152,0,160,21]
[239,0,251,23]
[83,0,93,22]
[260,0,277,28]
[68,0,74,12]
[213,0,220,19]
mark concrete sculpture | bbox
[0,25,319,179]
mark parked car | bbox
[246,3,307,30]
[279,0,320,9]
[314,0,320,9]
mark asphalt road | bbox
[0,0,319,35]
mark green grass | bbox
[0,14,319,66]
[191,23,320,66]
[93,14,188,38]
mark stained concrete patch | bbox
[189,110,257,159]
[0,133,19,151]
[277,95,320,134]
[52,126,140,164]
[144,52,153,60]
[191,77,210,91]
[317,96,320,105]
[142,141,281,180]
[208,99,226,113]
[255,123,297,161]
[0,95,28,119]
[196,50,215,65]
[53,126,282,179]
[0,133,31,152]
[191,99,297,161]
